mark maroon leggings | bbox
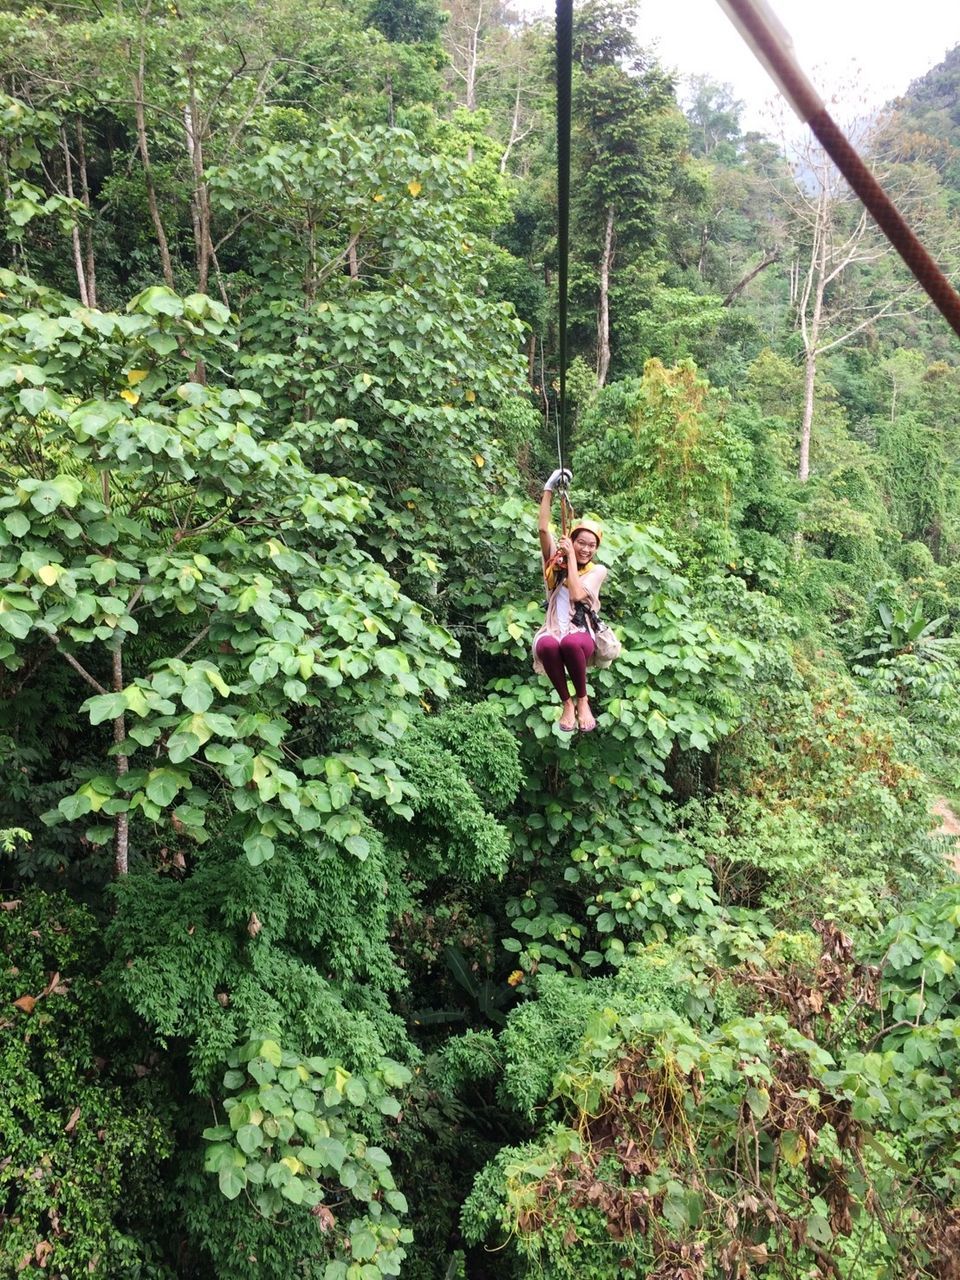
[535,631,596,702]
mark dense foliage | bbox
[2,1,960,1276]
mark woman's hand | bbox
[544,468,572,492]
[557,536,575,560]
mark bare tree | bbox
[499,71,536,175]
[445,0,486,110]
[783,120,954,481]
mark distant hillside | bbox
[902,43,960,134]
[894,43,960,180]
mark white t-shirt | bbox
[554,584,571,629]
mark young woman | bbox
[532,468,607,732]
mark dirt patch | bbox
[932,796,960,837]
[931,796,960,874]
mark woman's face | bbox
[572,532,598,565]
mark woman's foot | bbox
[558,700,576,732]
[577,697,597,732]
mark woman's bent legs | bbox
[536,632,596,702]
[559,631,595,699]
[535,635,570,702]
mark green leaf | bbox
[51,475,83,507]
[19,386,51,416]
[167,729,202,763]
[0,607,32,638]
[344,1077,367,1106]
[83,692,127,725]
[379,1060,411,1088]
[146,331,179,355]
[132,286,184,317]
[745,1086,769,1119]
[58,792,93,821]
[182,681,214,713]
[344,833,370,860]
[4,511,29,537]
[236,1123,263,1155]
[662,1182,692,1231]
[29,477,81,514]
[218,1163,246,1200]
[805,1212,832,1244]
[123,685,150,717]
[244,833,275,866]
[145,768,185,807]
[258,1040,283,1067]
[202,1125,233,1141]
[280,1177,304,1204]
[291,1086,315,1111]
[316,1136,346,1171]
[90,558,118,585]
[349,1229,378,1262]
[294,1110,318,1135]
[204,1142,236,1172]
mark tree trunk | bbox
[101,465,129,877]
[799,346,817,483]
[596,205,615,387]
[112,642,129,877]
[500,79,532,176]
[798,206,827,483]
[60,127,89,306]
[697,224,709,277]
[465,2,481,109]
[76,121,97,308]
[133,46,176,289]
[184,87,214,294]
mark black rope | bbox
[555,0,573,484]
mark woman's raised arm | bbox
[539,468,570,566]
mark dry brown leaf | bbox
[13,994,36,1014]
[1,899,22,911]
[40,972,61,999]
[247,912,262,938]
[64,1107,81,1134]
[311,1203,336,1232]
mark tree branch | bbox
[50,636,108,694]
[722,250,782,306]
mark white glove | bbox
[544,467,572,492]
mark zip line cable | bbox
[555,0,573,535]
[717,0,960,342]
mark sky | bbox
[517,1,960,132]
[643,0,960,131]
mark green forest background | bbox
[2,0,960,1275]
